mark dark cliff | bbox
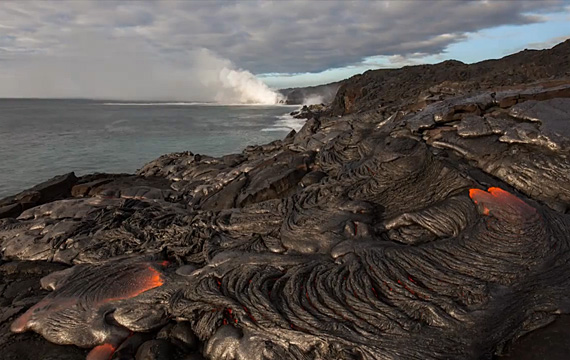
[279,81,343,105]
[330,39,570,115]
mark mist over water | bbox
[0,31,283,104]
[195,49,284,104]
[0,31,295,197]
[302,95,325,105]
[217,67,283,104]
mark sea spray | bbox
[2,29,286,104]
[217,67,283,104]
[196,49,283,105]
[302,95,325,105]
[261,113,306,132]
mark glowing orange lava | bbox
[469,187,536,216]
[103,266,164,303]
[86,343,116,360]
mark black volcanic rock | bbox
[331,39,570,115]
[2,42,570,360]
[279,81,342,105]
[0,172,78,220]
[135,340,177,360]
[495,315,570,360]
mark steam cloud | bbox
[217,67,283,104]
[302,95,325,105]
[0,31,283,104]
[194,49,283,104]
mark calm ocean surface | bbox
[0,99,302,198]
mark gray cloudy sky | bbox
[0,0,569,100]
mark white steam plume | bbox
[0,30,283,104]
[193,49,283,104]
[217,67,283,104]
[302,95,325,105]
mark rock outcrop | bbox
[0,173,78,220]
[279,81,342,105]
[330,39,570,116]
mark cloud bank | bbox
[0,0,567,100]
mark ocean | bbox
[0,99,302,198]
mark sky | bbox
[0,0,569,101]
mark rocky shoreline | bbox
[1,41,570,360]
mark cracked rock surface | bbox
[2,42,570,360]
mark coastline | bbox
[0,102,303,198]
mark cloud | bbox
[0,0,567,99]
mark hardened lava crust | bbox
[1,41,570,360]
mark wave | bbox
[261,113,306,132]
[104,119,136,133]
[101,102,298,107]
[261,127,295,132]
[102,102,214,106]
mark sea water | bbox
[0,99,303,197]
